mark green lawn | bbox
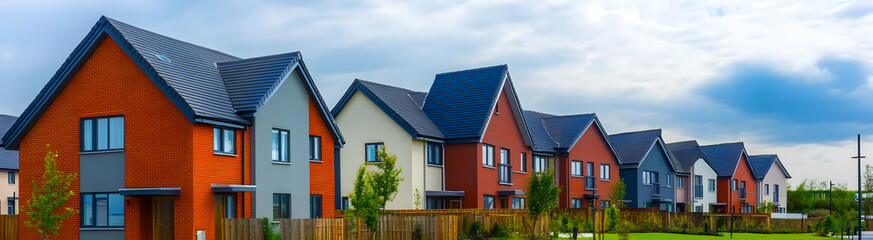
[551,232,827,240]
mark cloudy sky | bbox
[2,0,873,188]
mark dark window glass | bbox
[426,197,445,209]
[483,195,495,209]
[7,172,14,184]
[214,127,236,155]
[309,136,322,161]
[273,194,291,219]
[81,116,124,152]
[81,193,124,228]
[427,142,443,165]
[365,143,384,162]
[310,195,322,218]
[272,129,289,162]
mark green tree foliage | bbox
[525,169,561,239]
[608,178,627,209]
[863,165,873,217]
[370,146,404,211]
[787,179,854,214]
[22,150,78,240]
[757,201,775,213]
[347,166,380,233]
[413,188,421,210]
[345,146,403,239]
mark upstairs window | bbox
[214,127,235,155]
[533,155,549,173]
[482,144,495,167]
[7,172,14,184]
[571,161,583,177]
[427,142,443,165]
[764,184,770,195]
[365,143,384,162]
[309,135,321,161]
[519,153,527,172]
[709,179,716,191]
[600,164,610,180]
[665,174,673,187]
[677,176,684,189]
[81,116,124,152]
[731,179,738,191]
[271,129,289,162]
[586,162,594,177]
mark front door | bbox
[215,195,237,240]
[152,198,175,240]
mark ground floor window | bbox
[483,195,495,209]
[427,197,445,209]
[81,193,124,228]
[341,197,349,210]
[215,194,237,218]
[512,197,525,209]
[695,205,703,212]
[572,198,583,208]
[600,200,611,209]
[273,194,291,219]
[310,195,322,218]
[6,197,14,214]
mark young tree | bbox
[525,169,561,239]
[345,146,403,239]
[608,178,627,209]
[757,201,775,213]
[346,166,379,236]
[370,146,404,211]
[22,150,78,240]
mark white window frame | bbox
[482,144,495,167]
[571,161,583,177]
[600,164,610,180]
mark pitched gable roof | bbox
[332,79,443,139]
[218,52,300,113]
[0,115,18,171]
[609,129,679,171]
[699,142,750,177]
[1,16,344,149]
[422,65,531,144]
[749,154,792,179]
[666,140,711,173]
[522,111,559,152]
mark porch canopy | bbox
[211,184,256,193]
[498,190,525,196]
[119,187,181,196]
[426,190,465,197]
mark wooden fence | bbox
[222,218,262,240]
[0,215,16,240]
[221,209,826,239]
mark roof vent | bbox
[154,53,171,63]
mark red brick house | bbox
[0,16,343,239]
[700,142,757,213]
[523,111,622,209]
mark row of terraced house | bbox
[0,17,791,239]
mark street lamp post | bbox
[852,134,865,237]
[830,181,834,216]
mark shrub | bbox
[616,219,632,240]
[817,215,835,236]
[491,223,510,238]
[260,217,280,240]
[412,223,423,240]
[606,207,620,231]
[808,209,830,217]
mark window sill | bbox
[513,171,527,174]
[80,227,124,231]
[79,150,124,155]
[427,164,444,168]
[600,179,610,182]
[364,162,383,165]
[309,159,323,163]
[499,182,513,186]
[483,165,496,169]
[585,188,598,191]
[570,175,584,178]
[214,152,238,157]
[272,162,292,165]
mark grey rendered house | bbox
[749,155,791,213]
[609,129,682,212]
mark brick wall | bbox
[309,97,336,218]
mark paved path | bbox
[832,231,873,240]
